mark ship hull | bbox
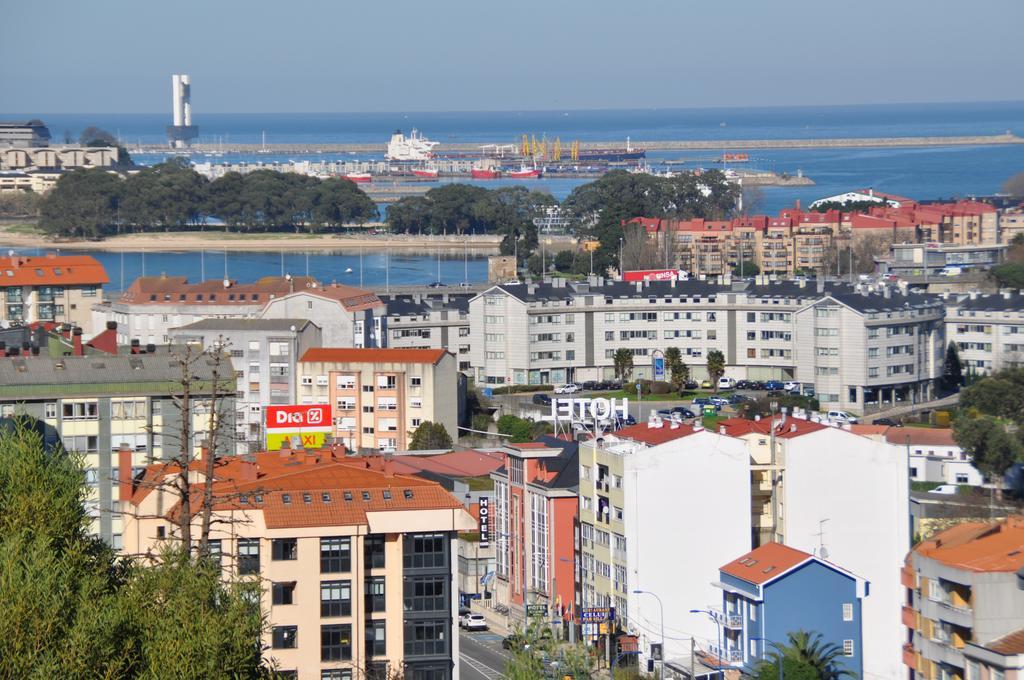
[471,169,500,179]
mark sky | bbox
[2,0,1022,113]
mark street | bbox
[459,629,510,680]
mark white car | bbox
[717,377,735,390]
[554,383,580,394]
[461,613,488,631]
[930,484,959,495]
[784,381,799,392]
[827,410,859,424]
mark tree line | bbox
[38,158,378,238]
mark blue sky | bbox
[2,0,1021,113]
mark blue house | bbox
[713,542,867,678]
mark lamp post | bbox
[750,636,784,680]
[690,608,725,676]
[633,589,665,680]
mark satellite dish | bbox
[222,279,230,288]
[285,273,292,281]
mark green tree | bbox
[408,421,454,450]
[754,656,820,680]
[733,259,760,276]
[206,171,247,229]
[553,250,576,273]
[309,177,378,230]
[39,168,123,238]
[706,349,726,392]
[613,348,634,382]
[755,630,856,680]
[0,419,270,678]
[942,342,963,391]
[79,126,118,146]
[664,347,689,392]
[991,262,1024,289]
[496,415,535,443]
[953,414,1023,484]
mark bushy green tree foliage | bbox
[409,421,454,450]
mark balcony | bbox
[902,643,917,671]
[708,643,743,665]
[710,608,743,629]
[902,605,917,629]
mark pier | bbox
[150,132,1024,156]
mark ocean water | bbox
[4,249,491,292]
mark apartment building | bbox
[489,438,579,628]
[0,168,62,193]
[0,119,51,147]
[0,145,119,173]
[260,283,384,347]
[577,419,751,670]
[1,253,108,332]
[903,516,1024,680]
[945,291,1024,374]
[92,275,318,346]
[879,243,1009,278]
[121,447,475,680]
[297,348,460,454]
[886,428,982,487]
[0,345,234,546]
[379,293,472,372]
[169,318,322,453]
[470,277,944,412]
[999,205,1024,243]
[716,542,867,678]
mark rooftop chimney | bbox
[72,327,83,356]
[117,443,134,504]
[106,320,117,331]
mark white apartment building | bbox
[945,290,1024,374]
[379,293,472,373]
[260,283,384,348]
[469,277,945,412]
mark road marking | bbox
[460,652,505,679]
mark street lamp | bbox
[633,590,665,680]
[750,636,784,680]
[690,608,725,673]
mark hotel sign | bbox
[539,398,629,422]
[478,496,490,548]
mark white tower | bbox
[167,73,198,148]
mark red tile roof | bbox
[914,516,1024,572]
[720,542,813,585]
[300,347,449,365]
[884,428,957,447]
[118,275,315,305]
[389,449,506,478]
[131,448,464,529]
[716,417,828,439]
[302,283,382,312]
[611,421,696,446]
[0,254,108,287]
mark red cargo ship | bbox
[471,168,500,179]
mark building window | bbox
[410,376,422,387]
[404,576,447,612]
[321,671,352,680]
[44,402,57,419]
[405,620,448,657]
[238,538,260,575]
[272,538,298,561]
[404,533,447,569]
[365,534,386,569]
[272,582,296,606]
[842,603,853,621]
[965,661,980,680]
[321,624,352,661]
[842,639,854,657]
[366,576,386,612]
[366,620,386,657]
[320,580,352,617]
[272,625,297,649]
[320,537,351,573]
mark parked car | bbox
[709,396,730,407]
[872,417,902,427]
[734,380,751,390]
[717,377,735,390]
[826,410,859,424]
[427,282,447,288]
[764,380,784,391]
[684,380,699,390]
[783,381,799,392]
[461,614,488,631]
[669,406,697,418]
[728,393,749,405]
[748,381,766,391]
[613,414,637,429]
[554,383,580,394]
[930,484,959,495]
[532,393,552,406]
[700,380,713,389]
[581,380,601,391]
[692,397,721,411]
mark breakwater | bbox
[155,133,1024,155]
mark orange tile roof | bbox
[720,542,813,585]
[0,254,108,287]
[611,421,696,446]
[985,628,1024,655]
[300,347,449,365]
[914,516,1024,573]
[119,275,316,305]
[717,417,828,439]
[130,448,463,529]
[884,428,956,447]
[389,449,506,478]
[849,424,892,437]
[304,283,383,312]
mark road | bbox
[460,630,510,680]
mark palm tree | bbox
[706,349,726,393]
[759,630,856,679]
[613,348,634,382]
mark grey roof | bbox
[950,292,1024,312]
[383,294,471,317]
[533,435,580,490]
[0,352,232,398]
[173,318,316,332]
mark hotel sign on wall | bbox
[265,404,332,449]
[478,496,490,548]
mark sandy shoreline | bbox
[0,228,578,254]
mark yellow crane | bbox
[553,138,561,161]
[570,140,580,162]
[521,134,530,157]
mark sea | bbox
[4,102,1023,288]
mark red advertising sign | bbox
[622,269,679,282]
[265,404,332,432]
